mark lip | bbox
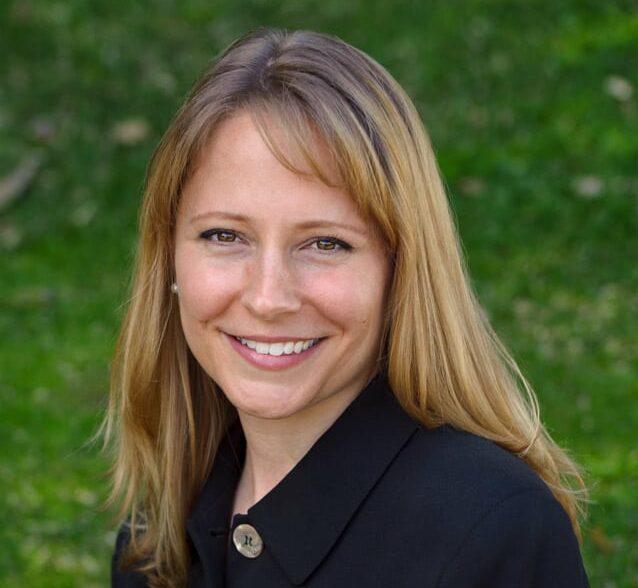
[224,332,323,371]
[227,333,316,343]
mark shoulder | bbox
[371,423,566,531]
[376,425,589,586]
[395,424,553,504]
[435,484,588,586]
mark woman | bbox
[107,28,589,587]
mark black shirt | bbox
[113,376,590,587]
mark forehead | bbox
[198,109,340,182]
[178,112,367,227]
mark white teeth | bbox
[269,343,285,356]
[237,337,318,356]
[255,342,269,354]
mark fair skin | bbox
[174,112,391,514]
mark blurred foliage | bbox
[0,0,636,585]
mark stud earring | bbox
[170,282,178,294]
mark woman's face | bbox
[174,112,391,423]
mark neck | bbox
[232,390,360,515]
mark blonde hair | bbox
[104,28,586,586]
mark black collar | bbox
[186,376,419,586]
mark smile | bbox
[234,336,320,356]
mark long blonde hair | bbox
[104,27,586,586]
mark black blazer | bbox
[112,376,590,587]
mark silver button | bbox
[232,523,264,558]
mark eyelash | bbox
[198,229,353,253]
[311,237,353,252]
[199,228,239,243]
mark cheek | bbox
[305,266,387,333]
[175,249,238,323]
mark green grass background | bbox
[1,0,636,585]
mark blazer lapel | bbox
[186,424,245,587]
[247,376,419,585]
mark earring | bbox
[170,282,178,294]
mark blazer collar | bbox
[186,421,244,587]
[187,375,419,586]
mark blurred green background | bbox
[1,0,636,585]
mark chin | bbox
[224,383,312,421]
[236,399,307,421]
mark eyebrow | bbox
[189,211,369,236]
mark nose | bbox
[241,251,302,319]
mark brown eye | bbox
[317,239,337,251]
[312,237,353,252]
[217,231,236,242]
[200,229,238,243]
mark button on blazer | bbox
[112,376,590,587]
